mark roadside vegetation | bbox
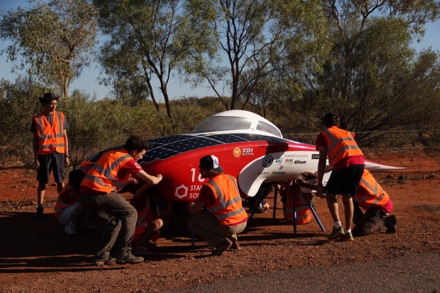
[1,0,439,167]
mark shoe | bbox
[34,206,44,219]
[340,231,354,241]
[212,238,233,256]
[328,226,345,240]
[384,215,397,233]
[255,203,270,213]
[94,253,116,266]
[64,222,77,235]
[116,251,144,264]
[133,246,154,256]
[230,238,241,250]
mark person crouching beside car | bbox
[187,155,248,256]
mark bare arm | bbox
[316,146,328,197]
[187,201,205,216]
[63,129,70,166]
[32,133,39,169]
[135,170,163,187]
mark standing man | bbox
[31,92,69,218]
[78,135,163,266]
[315,113,365,241]
[187,155,248,256]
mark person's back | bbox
[315,113,365,242]
[78,135,163,266]
[187,155,248,256]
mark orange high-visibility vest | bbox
[81,149,133,194]
[320,126,363,167]
[33,111,66,155]
[204,174,248,227]
[283,185,313,225]
[54,184,77,219]
[354,169,390,210]
[131,195,160,238]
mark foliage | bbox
[94,0,214,129]
[185,0,329,110]
[0,0,98,96]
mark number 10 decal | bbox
[191,168,205,182]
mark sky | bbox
[1,0,439,100]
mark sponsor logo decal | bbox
[272,171,286,175]
[312,154,319,159]
[294,160,306,164]
[242,147,254,156]
[174,184,188,199]
[262,155,274,168]
[233,147,242,158]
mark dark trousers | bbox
[79,192,137,257]
[352,203,385,237]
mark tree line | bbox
[1,0,439,166]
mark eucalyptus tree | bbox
[302,0,440,144]
[94,0,213,128]
[0,0,98,97]
[185,0,329,110]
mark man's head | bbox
[323,113,340,128]
[39,92,59,113]
[124,135,149,161]
[199,155,224,178]
[68,169,85,193]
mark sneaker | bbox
[212,238,233,256]
[340,231,354,241]
[328,226,345,240]
[94,253,116,266]
[34,206,44,219]
[64,222,77,235]
[116,251,144,264]
[229,237,241,250]
[384,215,397,234]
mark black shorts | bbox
[325,164,364,198]
[37,152,66,184]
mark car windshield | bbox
[192,116,252,133]
[256,121,282,137]
[192,115,282,137]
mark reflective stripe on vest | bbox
[205,174,248,226]
[354,170,389,209]
[321,126,363,167]
[34,111,66,154]
[81,150,132,194]
[284,185,312,225]
[54,185,76,219]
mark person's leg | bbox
[353,209,384,236]
[35,154,50,217]
[134,218,163,251]
[353,202,364,225]
[95,192,138,257]
[325,191,340,224]
[37,182,46,206]
[52,152,66,193]
[342,195,354,232]
[188,213,231,247]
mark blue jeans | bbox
[78,192,137,257]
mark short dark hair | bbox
[124,135,149,152]
[68,169,85,192]
[323,113,340,128]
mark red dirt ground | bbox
[0,148,439,292]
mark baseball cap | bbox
[199,155,224,173]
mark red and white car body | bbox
[135,110,401,202]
